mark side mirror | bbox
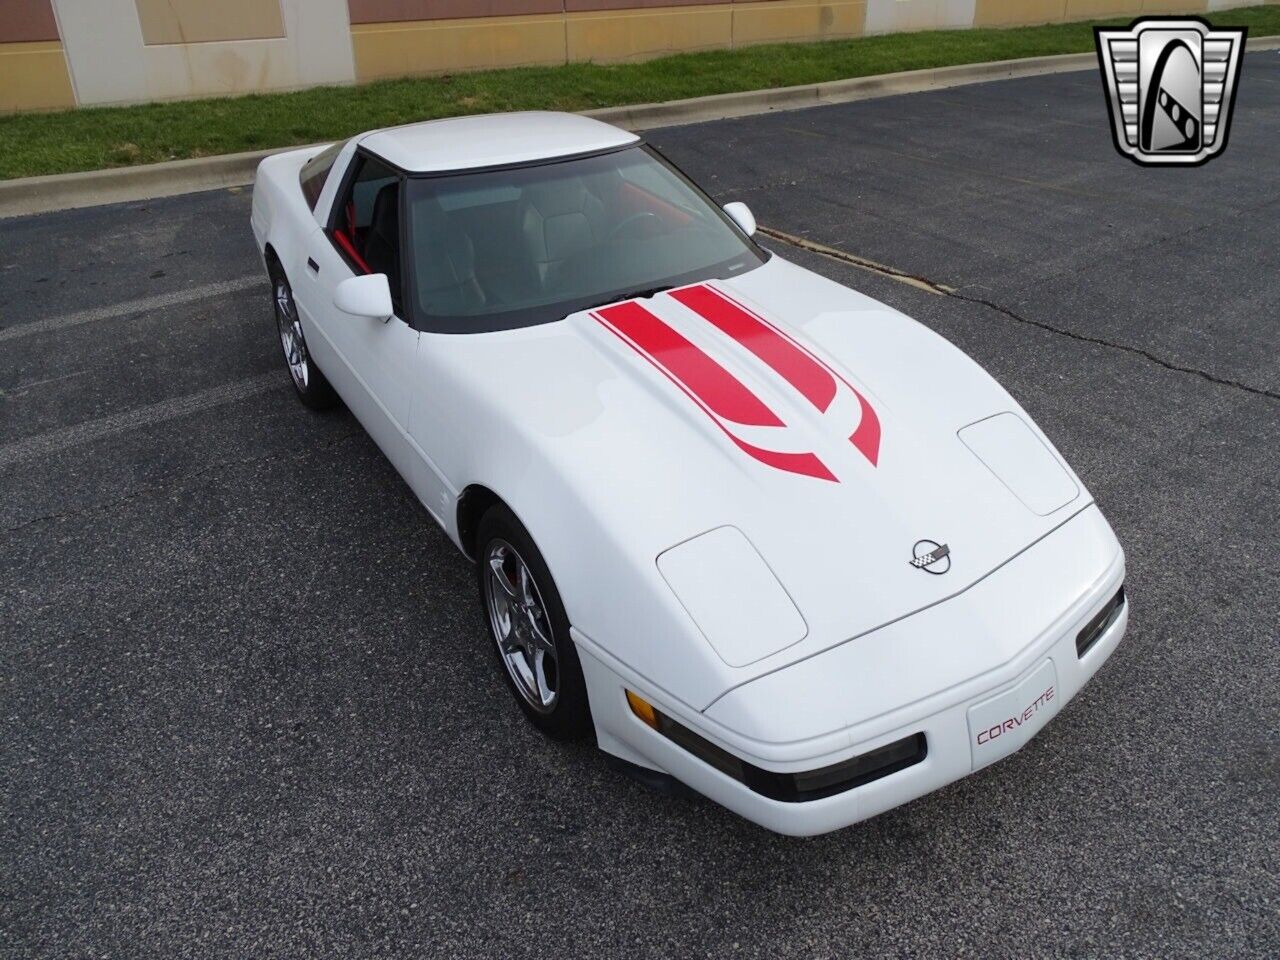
[334,274,393,321]
[723,201,757,237]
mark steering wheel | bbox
[605,211,661,243]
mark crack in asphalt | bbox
[759,225,1280,402]
[943,290,1280,402]
[757,225,955,296]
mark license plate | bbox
[967,659,1060,771]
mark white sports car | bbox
[251,112,1127,836]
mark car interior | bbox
[329,147,757,328]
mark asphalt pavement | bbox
[3,53,1278,959]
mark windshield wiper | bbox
[575,284,675,315]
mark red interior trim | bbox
[619,180,694,226]
[332,228,370,274]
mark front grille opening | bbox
[1076,585,1126,658]
[645,703,927,803]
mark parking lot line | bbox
[0,275,261,344]
[0,371,282,470]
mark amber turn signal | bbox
[625,690,660,730]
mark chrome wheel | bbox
[484,539,559,714]
[275,276,309,390]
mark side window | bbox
[330,155,404,315]
[299,141,345,212]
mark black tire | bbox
[475,503,592,741]
[268,258,338,411]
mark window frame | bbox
[298,140,347,213]
[398,142,769,335]
[323,140,768,334]
[324,147,413,325]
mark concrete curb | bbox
[3,38,1276,219]
[586,50,1101,130]
[0,146,317,219]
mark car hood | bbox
[442,254,1090,709]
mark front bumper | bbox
[576,506,1127,836]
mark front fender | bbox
[457,430,736,714]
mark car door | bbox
[298,152,420,481]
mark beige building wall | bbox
[49,0,356,106]
[1138,0,1208,11]
[864,0,975,34]
[351,14,567,80]
[732,1,866,45]
[974,0,1209,26]
[133,0,287,46]
[972,0,1067,27]
[1060,0,1144,19]
[0,40,76,111]
[0,0,75,111]
[0,0,1271,111]
[565,3,734,61]
[349,0,1242,82]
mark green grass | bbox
[2,5,1276,180]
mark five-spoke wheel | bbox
[476,504,592,739]
[275,275,310,391]
[484,539,560,714]
[268,259,337,410]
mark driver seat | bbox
[520,177,608,291]
[412,197,487,316]
[363,182,401,298]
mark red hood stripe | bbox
[849,393,881,468]
[594,301,836,482]
[596,300,781,428]
[670,285,838,413]
[678,284,882,468]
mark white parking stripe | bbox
[0,276,261,344]
[0,371,282,470]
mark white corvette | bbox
[251,112,1127,835]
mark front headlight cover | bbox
[959,412,1080,516]
[657,525,807,668]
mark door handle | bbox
[306,258,320,274]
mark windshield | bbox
[404,145,766,332]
